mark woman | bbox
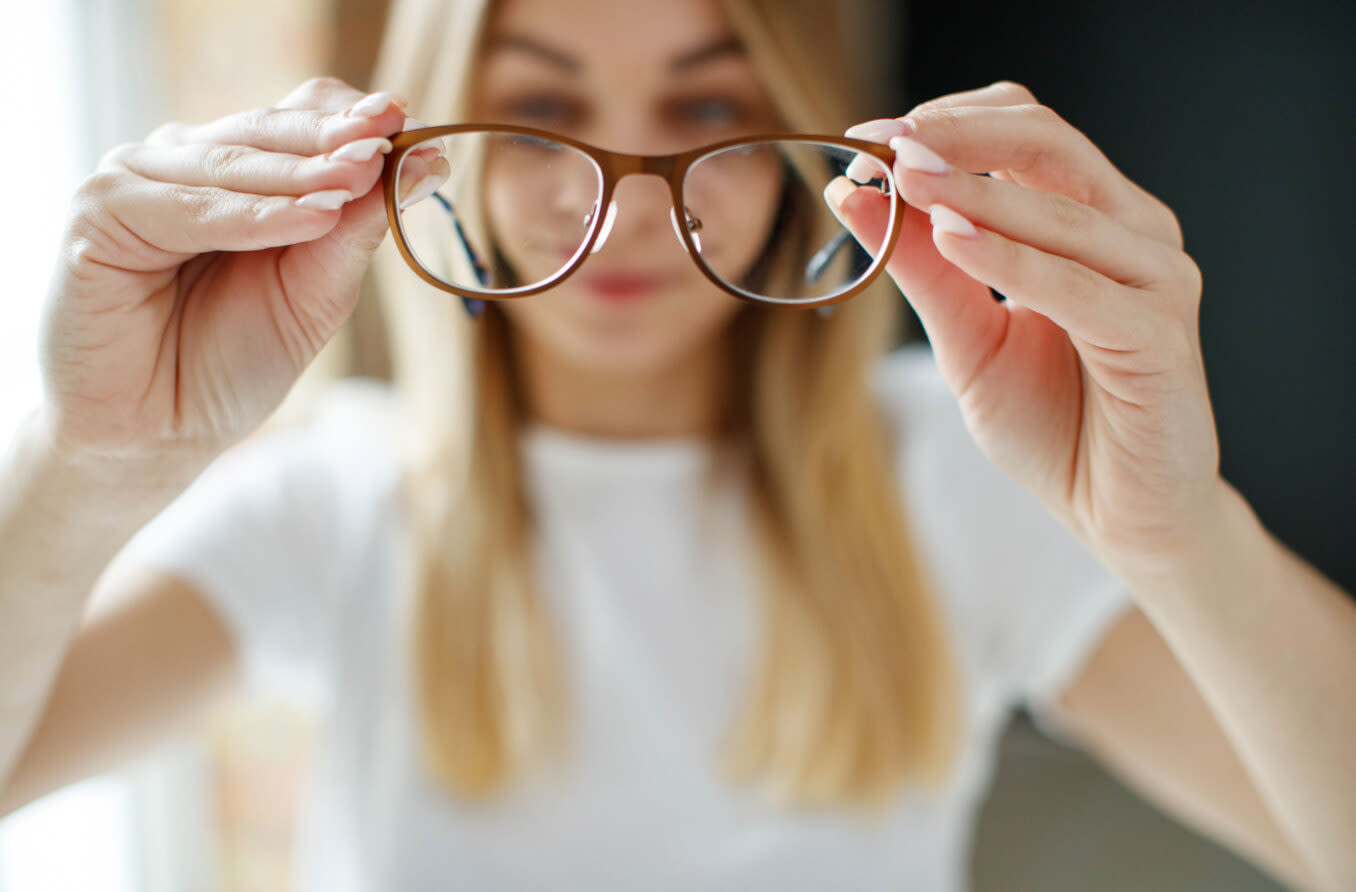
[1,0,1353,889]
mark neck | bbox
[512,332,731,441]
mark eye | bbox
[497,94,583,127]
[496,133,566,153]
[671,96,747,128]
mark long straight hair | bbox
[369,0,964,806]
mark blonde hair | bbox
[369,0,964,807]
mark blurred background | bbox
[1,0,1351,889]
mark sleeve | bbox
[110,381,395,704]
[875,346,1136,742]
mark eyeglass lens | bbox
[393,131,893,302]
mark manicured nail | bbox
[398,176,442,210]
[327,137,393,163]
[929,204,977,239]
[844,117,914,143]
[890,136,949,175]
[347,91,403,119]
[845,150,890,183]
[296,189,353,211]
[823,176,856,215]
[401,117,431,132]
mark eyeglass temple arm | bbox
[802,168,895,316]
[430,192,487,319]
[804,230,852,285]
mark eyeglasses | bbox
[381,125,903,318]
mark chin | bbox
[558,321,703,376]
[505,296,738,379]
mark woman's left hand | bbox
[837,81,1222,568]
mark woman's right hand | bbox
[37,77,411,469]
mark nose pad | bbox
[587,200,619,254]
[668,206,703,253]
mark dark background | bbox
[894,3,1353,889]
[898,0,1356,597]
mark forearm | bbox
[1108,479,1356,891]
[0,405,201,797]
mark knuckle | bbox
[1062,256,1102,304]
[65,173,137,274]
[1172,250,1203,296]
[203,144,253,180]
[990,80,1039,105]
[915,105,964,137]
[305,75,349,95]
[251,195,291,224]
[296,76,356,109]
[74,170,127,206]
[97,142,140,172]
[349,225,389,257]
[171,184,213,225]
[304,109,331,140]
[1048,194,1092,232]
[1156,202,1185,247]
[237,106,274,137]
[146,121,185,146]
[1017,101,1062,127]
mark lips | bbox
[579,271,667,301]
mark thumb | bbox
[278,182,390,333]
[830,181,1008,390]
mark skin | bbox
[471,0,783,436]
[1,0,1353,888]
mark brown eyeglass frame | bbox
[382,124,903,313]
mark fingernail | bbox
[823,176,856,215]
[327,137,393,163]
[296,189,353,211]
[890,136,949,175]
[348,91,403,119]
[929,204,977,239]
[845,151,888,183]
[398,175,442,210]
[844,117,914,142]
[402,117,431,132]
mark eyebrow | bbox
[488,33,746,76]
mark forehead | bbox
[484,0,738,69]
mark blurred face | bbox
[470,0,785,375]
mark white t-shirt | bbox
[116,343,1133,892]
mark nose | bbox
[590,173,684,255]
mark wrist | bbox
[16,405,210,509]
[1097,477,1265,601]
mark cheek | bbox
[485,162,603,282]
[684,159,785,286]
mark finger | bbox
[276,182,392,323]
[146,99,406,158]
[103,137,390,198]
[396,155,451,208]
[826,180,1010,391]
[887,138,1179,289]
[846,81,1038,145]
[842,80,1041,182]
[898,104,1180,246]
[905,79,1039,114]
[275,77,392,113]
[86,171,356,268]
[924,202,1171,352]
